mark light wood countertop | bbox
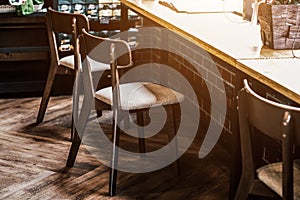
[237,58,300,104]
[121,0,300,104]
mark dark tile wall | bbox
[130,27,238,151]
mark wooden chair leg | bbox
[167,104,180,176]
[234,175,253,200]
[71,70,81,141]
[96,110,102,117]
[66,128,82,167]
[124,113,130,129]
[109,117,121,197]
[70,115,75,141]
[66,96,91,167]
[36,63,58,124]
[137,111,146,153]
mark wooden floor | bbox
[0,96,231,200]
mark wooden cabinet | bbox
[0,13,50,97]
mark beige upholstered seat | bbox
[87,57,110,71]
[95,82,184,110]
[66,29,184,197]
[59,55,75,69]
[60,54,110,71]
[235,79,300,200]
[257,159,300,199]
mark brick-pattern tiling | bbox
[130,23,300,167]
[167,31,236,136]
[131,27,237,146]
[127,16,300,193]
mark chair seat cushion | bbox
[257,159,300,199]
[87,57,110,71]
[95,82,184,110]
[60,55,75,69]
[59,55,110,71]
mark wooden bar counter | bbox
[120,0,300,199]
[121,0,300,103]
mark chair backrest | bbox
[46,7,90,71]
[79,28,133,107]
[238,79,300,199]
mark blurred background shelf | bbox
[0,0,141,97]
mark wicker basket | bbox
[258,3,300,49]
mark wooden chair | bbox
[66,29,184,196]
[235,79,300,200]
[38,8,111,142]
[37,8,110,124]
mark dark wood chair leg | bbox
[66,96,91,167]
[71,70,81,141]
[66,129,82,167]
[36,63,58,124]
[234,175,253,200]
[96,110,102,117]
[109,118,121,197]
[137,111,146,153]
[167,104,180,176]
[70,115,75,141]
[124,113,130,129]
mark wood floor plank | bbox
[0,96,231,199]
[0,171,55,199]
